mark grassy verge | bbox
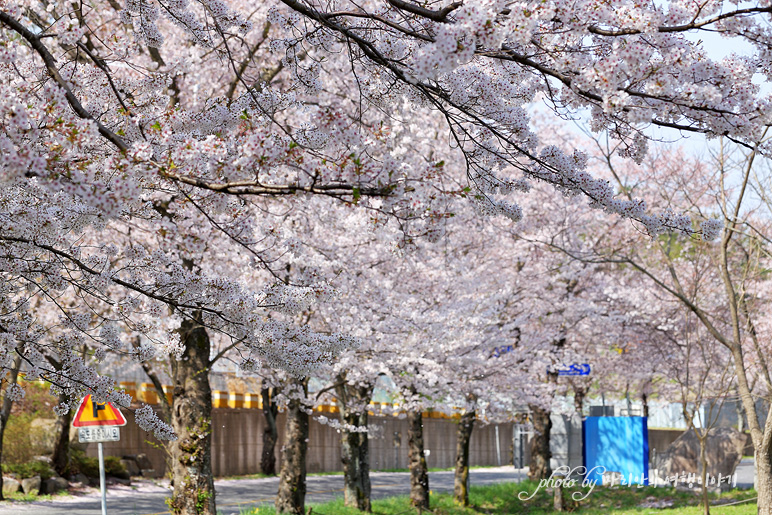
[238,481,758,514]
[2,490,72,502]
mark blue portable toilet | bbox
[583,416,649,485]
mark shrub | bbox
[2,412,36,464]
[70,448,129,479]
[70,448,99,478]
[104,456,129,479]
[2,460,55,480]
[3,380,58,467]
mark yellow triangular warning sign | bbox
[72,395,127,427]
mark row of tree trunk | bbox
[0,354,551,515]
[6,313,768,515]
[336,376,373,511]
[10,317,553,515]
[271,400,481,514]
[145,340,547,515]
[148,329,494,515]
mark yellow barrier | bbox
[244,393,261,409]
[105,384,461,418]
[228,392,244,409]
[138,383,158,404]
[212,390,228,408]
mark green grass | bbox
[237,481,758,515]
[3,490,72,502]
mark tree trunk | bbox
[275,378,309,515]
[532,336,561,482]
[698,430,710,515]
[336,378,373,512]
[642,392,650,418]
[261,385,279,476]
[719,216,772,514]
[726,342,772,514]
[339,413,372,512]
[407,410,429,510]
[553,472,566,511]
[553,476,566,511]
[51,391,72,477]
[734,389,745,432]
[42,354,75,478]
[574,387,585,417]
[0,354,22,500]
[625,384,632,416]
[528,404,552,481]
[167,318,216,515]
[453,409,475,506]
[756,442,772,515]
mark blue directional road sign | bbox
[490,344,514,358]
[547,363,591,376]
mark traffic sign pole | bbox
[98,442,107,515]
[72,395,127,515]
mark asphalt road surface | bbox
[0,466,529,515]
[0,460,754,515]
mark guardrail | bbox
[118,382,464,419]
[14,377,466,419]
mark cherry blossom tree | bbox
[0,3,442,511]
[2,0,751,438]
[486,200,636,482]
[649,306,735,515]
[314,197,580,504]
[535,134,772,512]
[4,0,772,513]
[0,0,446,446]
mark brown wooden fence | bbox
[85,407,514,477]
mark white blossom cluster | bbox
[135,404,177,440]
[263,0,770,239]
[5,383,24,402]
[120,0,251,48]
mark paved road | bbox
[0,461,755,515]
[735,458,755,489]
[0,466,529,515]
